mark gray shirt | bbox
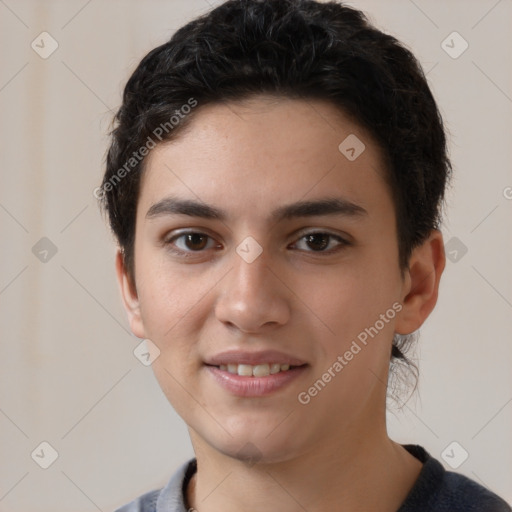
[114,445,511,511]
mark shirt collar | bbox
[156,459,197,512]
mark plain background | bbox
[0,0,511,510]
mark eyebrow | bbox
[145,196,368,223]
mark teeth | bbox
[220,363,293,376]
[252,364,270,377]
[238,364,253,377]
[270,363,281,374]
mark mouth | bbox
[207,362,305,377]
[203,350,309,397]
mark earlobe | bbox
[115,250,146,339]
[394,229,446,335]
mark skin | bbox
[116,96,446,511]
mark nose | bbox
[214,246,291,334]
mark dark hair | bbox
[99,0,452,403]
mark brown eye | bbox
[292,232,349,253]
[183,233,209,251]
[165,231,217,255]
[304,233,330,251]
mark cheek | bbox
[138,279,186,337]
[135,253,217,368]
[301,270,397,418]
[140,273,209,416]
[135,244,197,335]
[308,264,397,333]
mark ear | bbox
[115,249,146,339]
[394,229,446,335]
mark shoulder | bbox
[431,471,512,511]
[113,459,197,512]
[399,444,511,512]
[114,488,160,512]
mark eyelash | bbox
[163,230,350,258]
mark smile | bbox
[217,363,293,377]
[205,364,308,397]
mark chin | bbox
[196,419,307,466]
[222,440,300,466]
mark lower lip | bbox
[205,365,308,397]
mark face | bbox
[118,96,423,463]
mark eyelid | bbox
[292,227,352,243]
[164,228,216,242]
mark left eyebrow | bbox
[270,197,368,223]
[145,196,368,222]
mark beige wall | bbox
[0,1,511,510]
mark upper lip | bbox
[205,350,307,366]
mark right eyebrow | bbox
[146,197,226,221]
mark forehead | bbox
[138,96,391,222]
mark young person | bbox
[98,1,511,510]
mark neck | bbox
[186,419,422,512]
